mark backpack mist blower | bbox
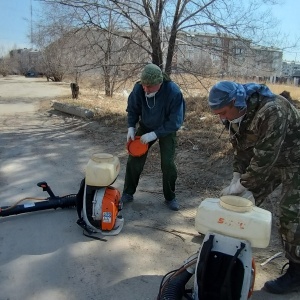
[0,153,124,239]
[157,196,272,300]
[76,153,124,239]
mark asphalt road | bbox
[0,76,299,300]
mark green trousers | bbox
[123,127,177,201]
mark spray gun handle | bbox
[37,181,57,199]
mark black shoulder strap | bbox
[76,218,107,242]
[196,234,214,299]
[220,242,246,300]
[75,178,107,242]
[76,178,85,219]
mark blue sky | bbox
[271,0,300,61]
[0,0,38,52]
[0,0,299,61]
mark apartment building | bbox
[173,31,283,80]
[282,61,300,77]
[9,48,40,75]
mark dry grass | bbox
[58,80,233,193]
[60,78,300,159]
[60,87,128,126]
[57,79,300,193]
[268,84,300,100]
[61,83,231,154]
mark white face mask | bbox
[229,114,245,124]
[228,113,245,138]
[145,91,158,98]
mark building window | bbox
[212,38,220,45]
[211,54,219,61]
[233,48,243,55]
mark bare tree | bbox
[0,49,9,77]
[68,7,148,96]
[31,4,81,81]
[39,0,283,77]
[33,1,147,95]
[0,47,25,76]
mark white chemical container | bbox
[85,153,120,187]
[195,196,272,248]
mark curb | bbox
[51,100,94,119]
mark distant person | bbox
[121,63,185,211]
[208,80,300,294]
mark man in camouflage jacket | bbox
[208,80,300,294]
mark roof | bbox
[292,70,300,77]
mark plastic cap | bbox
[126,136,148,157]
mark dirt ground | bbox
[0,76,299,300]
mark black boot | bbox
[264,261,300,294]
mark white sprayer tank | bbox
[195,196,272,248]
[85,153,120,187]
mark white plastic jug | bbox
[85,153,120,187]
[195,196,272,248]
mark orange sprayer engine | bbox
[93,186,122,231]
[77,153,124,236]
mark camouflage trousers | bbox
[252,166,300,262]
[279,166,300,263]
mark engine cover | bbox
[82,185,124,235]
[93,186,121,231]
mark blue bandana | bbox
[208,81,275,110]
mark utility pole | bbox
[28,0,33,70]
[30,0,33,47]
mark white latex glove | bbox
[228,179,247,195]
[140,132,157,144]
[238,190,255,205]
[220,172,241,196]
[127,127,135,142]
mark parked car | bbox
[25,71,43,78]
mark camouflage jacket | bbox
[224,92,300,191]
